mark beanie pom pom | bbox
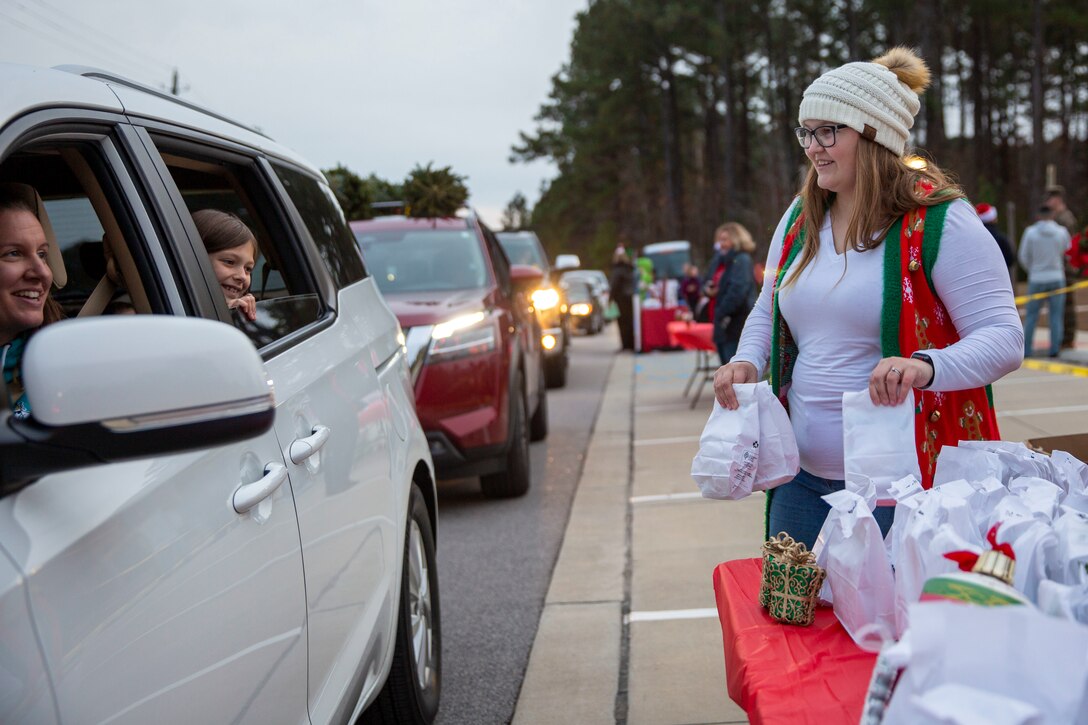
[873,46,930,94]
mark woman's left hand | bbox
[228,294,258,322]
[869,356,933,406]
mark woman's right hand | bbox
[713,361,759,409]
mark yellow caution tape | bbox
[1014,279,1088,305]
[1020,358,1088,377]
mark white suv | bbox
[0,63,439,724]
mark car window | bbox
[149,138,326,349]
[483,227,512,297]
[0,136,169,318]
[497,235,546,270]
[356,228,489,293]
[273,164,367,288]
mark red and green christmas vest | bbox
[769,198,1000,489]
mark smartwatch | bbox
[911,351,935,389]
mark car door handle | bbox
[233,463,288,513]
[289,425,330,464]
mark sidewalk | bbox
[513,332,1088,725]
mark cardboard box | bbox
[1025,432,1088,462]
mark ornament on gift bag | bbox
[920,523,1030,606]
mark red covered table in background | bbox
[666,321,717,407]
[639,306,682,352]
[712,558,877,725]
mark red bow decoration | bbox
[942,522,1016,572]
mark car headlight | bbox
[428,311,498,361]
[570,303,592,316]
[531,287,560,311]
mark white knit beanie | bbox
[798,47,930,157]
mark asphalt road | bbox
[434,327,619,725]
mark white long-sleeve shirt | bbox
[732,199,1023,479]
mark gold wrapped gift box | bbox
[759,532,827,626]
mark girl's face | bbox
[802,119,859,197]
[716,230,733,251]
[0,208,53,344]
[210,240,256,301]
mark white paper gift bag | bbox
[813,489,896,647]
[957,439,1052,485]
[752,382,799,491]
[690,385,760,500]
[1009,476,1063,522]
[1053,509,1088,586]
[1038,580,1088,624]
[933,445,1005,487]
[990,513,1058,602]
[882,602,1088,725]
[842,389,920,507]
[892,489,981,635]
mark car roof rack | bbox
[53,65,270,139]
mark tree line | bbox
[512,0,1088,269]
[324,163,469,220]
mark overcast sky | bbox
[0,0,587,227]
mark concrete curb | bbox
[513,353,634,724]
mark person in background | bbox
[1019,205,1070,358]
[1045,186,1079,350]
[192,209,258,322]
[0,184,65,418]
[975,203,1014,270]
[680,263,701,314]
[713,47,1022,549]
[609,246,636,351]
[701,224,731,322]
[711,222,757,365]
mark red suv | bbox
[352,213,547,497]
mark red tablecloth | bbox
[666,320,715,351]
[639,307,681,351]
[713,558,876,725]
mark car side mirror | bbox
[0,317,275,493]
[510,263,545,292]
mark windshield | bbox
[355,228,491,293]
[641,249,689,280]
[497,236,547,270]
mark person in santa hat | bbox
[975,202,1014,269]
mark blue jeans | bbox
[1023,281,1065,357]
[716,338,738,366]
[767,469,894,550]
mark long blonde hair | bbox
[784,142,964,287]
[719,221,756,254]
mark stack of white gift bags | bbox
[690,381,800,500]
[810,391,1088,722]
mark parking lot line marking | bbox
[634,435,701,447]
[998,403,1088,418]
[630,492,704,504]
[625,608,719,624]
[635,403,695,412]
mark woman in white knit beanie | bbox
[711,48,1023,548]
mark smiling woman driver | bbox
[712,47,1023,548]
[0,183,66,417]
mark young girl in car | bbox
[192,209,259,322]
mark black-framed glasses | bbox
[794,124,849,149]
